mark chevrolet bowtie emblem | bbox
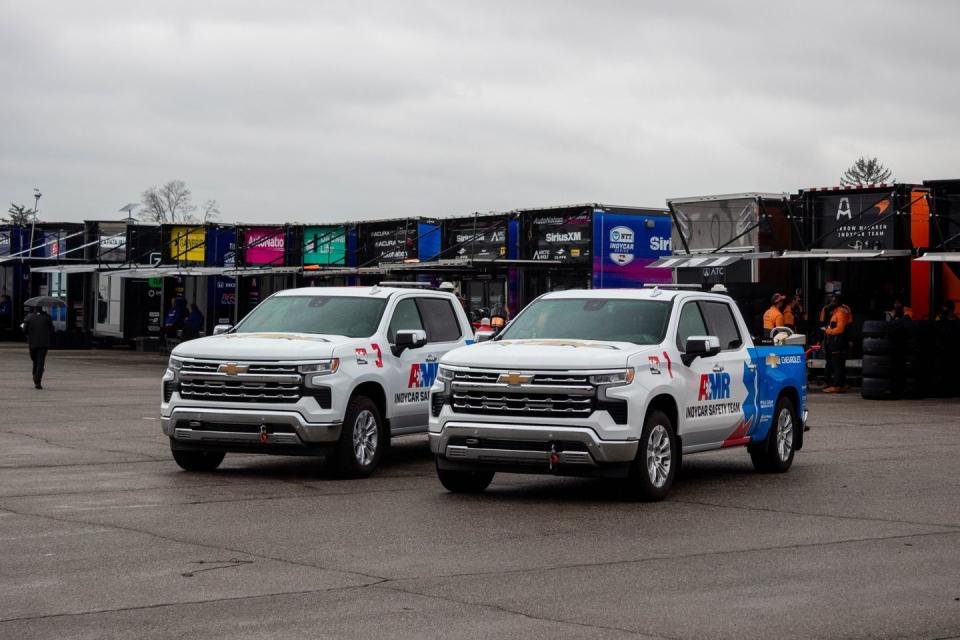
[218,363,249,376]
[498,372,532,385]
[765,354,780,369]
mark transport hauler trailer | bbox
[787,183,930,325]
[656,193,796,336]
[516,204,674,310]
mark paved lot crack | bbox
[0,504,391,585]
[382,528,960,584]
[0,584,387,625]
[669,497,960,530]
[371,582,676,640]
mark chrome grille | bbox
[178,360,303,404]
[179,379,301,403]
[450,369,595,418]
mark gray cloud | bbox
[1,0,958,223]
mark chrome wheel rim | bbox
[352,410,379,466]
[776,408,794,462]
[646,424,671,488]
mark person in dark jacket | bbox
[183,303,204,340]
[21,306,55,389]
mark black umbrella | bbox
[23,296,66,308]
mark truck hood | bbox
[171,332,341,361]
[442,339,637,370]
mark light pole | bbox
[28,188,41,259]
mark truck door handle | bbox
[746,363,757,371]
[426,354,438,362]
[712,364,724,372]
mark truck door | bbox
[384,297,434,431]
[674,300,749,448]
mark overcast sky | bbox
[1,1,957,224]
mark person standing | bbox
[183,303,204,340]
[823,294,851,393]
[21,305,55,389]
[762,293,786,340]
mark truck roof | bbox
[273,286,454,300]
[539,288,732,304]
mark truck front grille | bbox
[179,379,301,403]
[450,370,595,418]
[177,360,303,404]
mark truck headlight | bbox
[589,369,635,386]
[168,356,183,371]
[299,359,339,383]
[437,365,455,382]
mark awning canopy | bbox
[224,266,301,276]
[648,252,776,269]
[29,264,102,274]
[778,249,912,260]
[914,252,960,263]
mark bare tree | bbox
[138,180,197,223]
[841,157,893,186]
[4,203,36,225]
[200,199,221,223]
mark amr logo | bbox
[408,363,439,388]
[698,372,731,401]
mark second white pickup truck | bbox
[429,287,808,500]
[162,285,474,476]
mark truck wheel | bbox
[335,395,386,478]
[436,464,495,493]
[625,410,677,501]
[749,396,796,473]
[171,447,225,472]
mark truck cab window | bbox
[415,298,462,343]
[388,298,424,343]
[699,301,743,350]
[676,302,708,351]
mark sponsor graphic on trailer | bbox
[592,212,672,288]
[396,362,438,404]
[816,193,896,250]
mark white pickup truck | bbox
[429,287,808,500]
[161,285,474,476]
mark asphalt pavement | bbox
[0,343,958,639]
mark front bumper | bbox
[429,421,638,473]
[162,406,342,449]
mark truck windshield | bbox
[235,296,387,338]
[499,298,670,344]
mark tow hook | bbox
[548,443,559,470]
[259,425,269,443]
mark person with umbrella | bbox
[20,297,59,389]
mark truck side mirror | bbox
[682,335,721,366]
[392,329,427,356]
[213,324,232,335]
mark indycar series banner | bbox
[592,212,673,288]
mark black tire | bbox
[436,464,495,493]
[171,447,225,472]
[860,376,898,400]
[862,337,893,355]
[861,354,895,378]
[903,377,926,399]
[624,409,678,501]
[334,395,387,478]
[861,320,889,338]
[749,396,797,473]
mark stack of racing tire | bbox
[861,319,958,400]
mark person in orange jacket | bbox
[823,294,852,393]
[762,293,786,340]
